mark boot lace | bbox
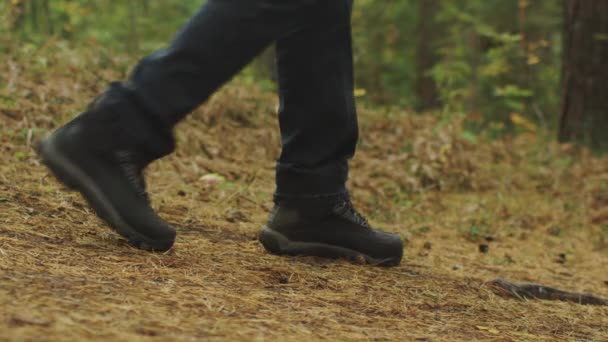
[334,200,370,228]
[115,150,149,202]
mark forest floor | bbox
[0,43,607,341]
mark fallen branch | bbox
[0,108,21,121]
[484,278,608,306]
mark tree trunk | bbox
[415,0,441,111]
[518,0,531,114]
[42,0,53,35]
[559,0,608,151]
[10,0,26,33]
[29,0,39,33]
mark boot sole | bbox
[259,227,401,267]
[37,133,174,252]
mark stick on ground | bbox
[484,278,608,306]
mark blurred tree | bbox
[352,0,418,105]
[415,0,441,111]
[430,0,561,135]
[8,0,26,32]
[559,0,608,151]
[42,0,53,35]
[0,0,567,135]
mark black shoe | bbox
[37,114,176,251]
[259,198,403,266]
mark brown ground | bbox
[0,43,607,341]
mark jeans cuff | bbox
[274,160,349,204]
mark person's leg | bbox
[37,0,318,251]
[258,0,403,266]
[89,0,319,159]
[273,0,357,201]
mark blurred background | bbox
[1,0,605,150]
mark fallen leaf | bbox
[354,88,367,97]
[199,173,225,185]
[476,326,500,334]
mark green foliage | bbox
[465,225,491,240]
[431,0,561,133]
[2,1,199,53]
[1,0,564,136]
[352,0,419,105]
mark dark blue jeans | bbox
[95,0,357,203]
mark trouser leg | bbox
[90,0,319,159]
[274,0,357,202]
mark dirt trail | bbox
[1,50,607,341]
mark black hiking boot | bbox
[259,198,404,266]
[36,112,176,252]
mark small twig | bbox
[239,194,271,212]
[532,102,547,130]
[484,278,608,306]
